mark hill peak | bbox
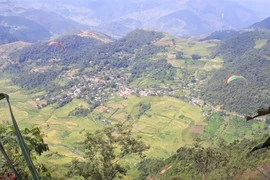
[77,30,114,43]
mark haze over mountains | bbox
[0,0,268,39]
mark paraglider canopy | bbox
[225,74,247,84]
[48,41,65,51]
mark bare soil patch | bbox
[190,125,205,134]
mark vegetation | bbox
[201,30,240,41]
[5,29,173,110]
[137,136,270,180]
[175,51,184,59]
[67,123,150,180]
[0,125,53,179]
[1,28,270,179]
[249,16,270,29]
[0,27,18,45]
[201,30,270,114]
[191,54,201,60]
[0,93,51,179]
[138,109,270,180]
[69,106,91,117]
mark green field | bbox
[0,83,207,175]
[6,87,264,179]
[254,39,268,49]
[100,95,205,157]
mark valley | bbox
[0,0,270,178]
[1,28,269,179]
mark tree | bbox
[193,139,228,180]
[0,93,52,179]
[247,107,270,152]
[191,54,201,60]
[67,123,150,180]
[0,124,52,179]
[172,39,176,46]
[176,51,184,60]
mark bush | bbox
[191,54,201,60]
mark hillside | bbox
[0,15,52,44]
[200,29,241,41]
[200,30,270,114]
[156,9,210,36]
[20,8,89,34]
[138,136,270,179]
[249,16,270,30]
[0,1,89,38]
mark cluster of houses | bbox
[117,86,164,98]
[35,64,202,114]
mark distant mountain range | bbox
[0,15,52,44]
[200,15,270,41]
[0,0,264,40]
[0,0,89,43]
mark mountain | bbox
[0,1,89,38]
[0,15,52,44]
[200,29,241,41]
[200,30,270,114]
[93,21,134,39]
[249,16,270,29]
[156,9,210,36]
[8,0,260,38]
[19,8,89,34]
[236,0,270,20]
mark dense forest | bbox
[200,30,270,114]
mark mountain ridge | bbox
[0,0,261,38]
[0,15,52,44]
[249,16,270,29]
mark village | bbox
[36,66,201,112]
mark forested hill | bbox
[200,30,270,114]
[137,137,270,179]
[9,29,163,65]
[5,29,172,109]
[249,16,270,30]
[9,32,109,64]
[200,30,241,41]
